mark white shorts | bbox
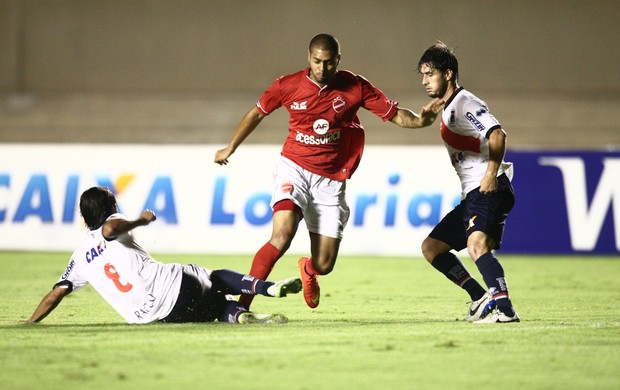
[181,264,213,293]
[271,156,350,239]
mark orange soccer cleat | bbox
[298,257,320,308]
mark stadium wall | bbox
[0,1,618,94]
[1,144,618,255]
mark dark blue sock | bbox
[211,269,274,296]
[475,252,515,316]
[432,252,486,301]
[219,300,248,323]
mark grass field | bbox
[1,251,619,390]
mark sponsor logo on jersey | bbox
[313,119,330,135]
[295,130,341,145]
[476,106,488,116]
[465,112,486,131]
[61,259,75,280]
[86,240,107,263]
[449,151,465,166]
[332,96,346,113]
[291,101,307,110]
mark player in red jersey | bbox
[215,33,443,309]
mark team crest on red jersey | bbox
[332,96,346,113]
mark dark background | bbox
[1,0,619,148]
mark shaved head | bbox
[309,33,340,54]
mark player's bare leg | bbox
[298,233,340,308]
[309,232,340,275]
[467,231,496,261]
[421,236,451,264]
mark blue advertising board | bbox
[501,150,620,254]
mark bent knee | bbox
[421,237,445,263]
[313,257,336,275]
[467,232,494,260]
[269,231,295,251]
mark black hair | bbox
[417,41,459,82]
[309,33,340,54]
[79,186,118,230]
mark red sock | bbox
[238,242,283,309]
[304,257,320,276]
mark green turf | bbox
[1,251,619,389]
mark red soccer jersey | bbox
[257,68,398,180]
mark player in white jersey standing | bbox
[23,186,302,325]
[416,42,520,323]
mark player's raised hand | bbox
[140,210,157,224]
[419,97,445,126]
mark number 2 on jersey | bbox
[104,263,133,292]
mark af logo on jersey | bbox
[313,119,330,135]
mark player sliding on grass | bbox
[23,186,302,325]
[214,33,444,309]
[417,42,520,323]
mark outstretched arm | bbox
[22,286,70,323]
[480,128,507,194]
[214,106,266,165]
[390,98,444,128]
[102,210,157,240]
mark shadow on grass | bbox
[1,321,237,332]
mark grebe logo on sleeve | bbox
[332,96,346,113]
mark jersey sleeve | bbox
[256,78,284,115]
[359,76,398,121]
[56,257,89,293]
[106,212,126,222]
[461,98,501,138]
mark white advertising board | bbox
[0,144,460,256]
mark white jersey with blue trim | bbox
[440,87,513,196]
[56,213,183,324]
